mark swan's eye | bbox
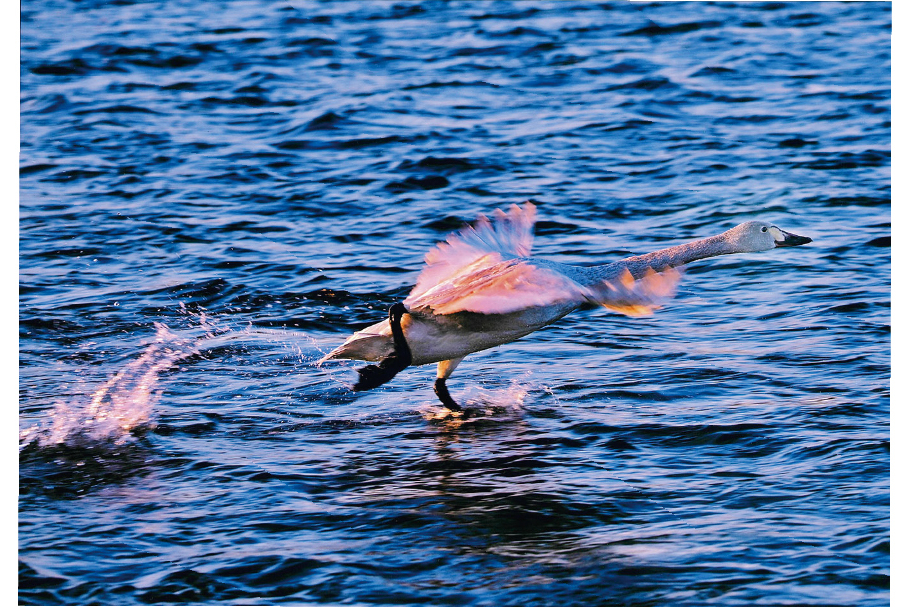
[761,227,768,232]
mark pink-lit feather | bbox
[405,202,683,317]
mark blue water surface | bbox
[20,1,889,605]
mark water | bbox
[19,1,890,604]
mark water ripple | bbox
[19,1,889,605]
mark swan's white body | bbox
[331,296,581,366]
[321,203,810,397]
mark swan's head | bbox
[725,221,812,253]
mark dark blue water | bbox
[20,1,890,604]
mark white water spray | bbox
[20,323,202,449]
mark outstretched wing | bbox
[405,258,592,315]
[406,202,536,302]
[404,201,684,317]
[406,258,683,317]
[587,266,685,317]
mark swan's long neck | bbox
[592,233,735,282]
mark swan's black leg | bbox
[433,377,462,412]
[353,303,412,391]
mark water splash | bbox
[20,323,202,449]
[420,371,534,421]
[463,372,531,410]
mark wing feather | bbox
[406,259,591,315]
[587,266,684,317]
[403,201,683,317]
[407,202,536,301]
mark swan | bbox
[320,202,811,411]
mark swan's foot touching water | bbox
[433,357,465,412]
[353,303,412,391]
[433,378,462,412]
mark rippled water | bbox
[20,1,890,604]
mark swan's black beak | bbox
[774,229,812,247]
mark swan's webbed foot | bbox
[353,303,412,392]
[433,377,462,412]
